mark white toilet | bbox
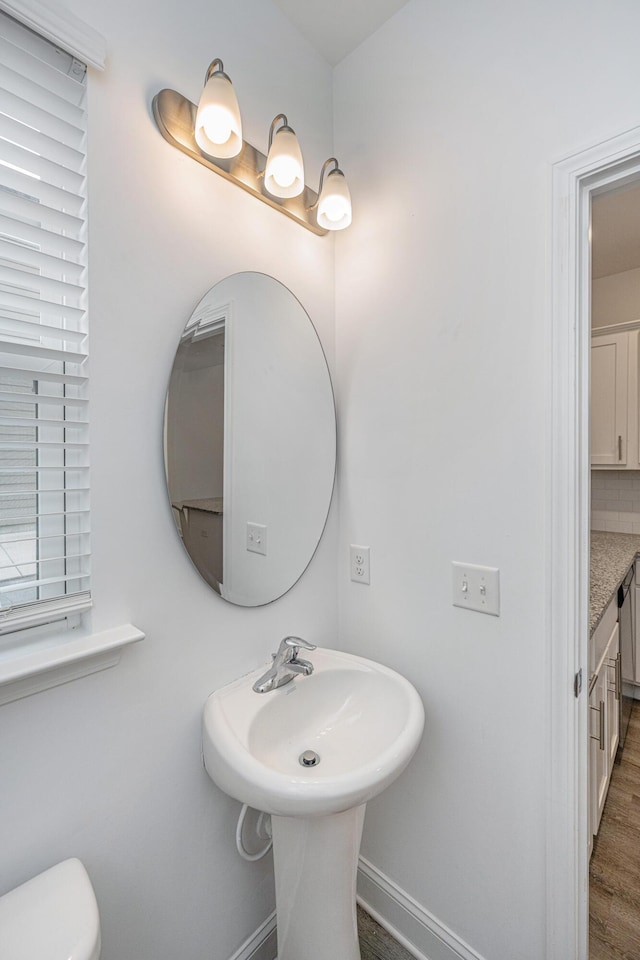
[0,858,101,960]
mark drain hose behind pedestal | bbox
[235,803,273,861]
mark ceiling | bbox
[271,0,412,65]
[592,181,640,279]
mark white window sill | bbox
[0,623,144,705]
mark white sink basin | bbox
[202,646,425,817]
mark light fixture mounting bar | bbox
[152,88,328,236]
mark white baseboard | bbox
[228,909,277,960]
[357,857,487,960]
[227,858,486,960]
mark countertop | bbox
[590,531,640,636]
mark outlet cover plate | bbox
[350,544,370,584]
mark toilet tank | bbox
[0,858,101,960]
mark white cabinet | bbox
[589,618,620,846]
[591,331,629,465]
[591,328,640,468]
[634,582,640,685]
[605,634,620,772]
[589,662,608,838]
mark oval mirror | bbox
[164,272,336,606]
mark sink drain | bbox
[299,750,320,767]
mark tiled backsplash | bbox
[591,470,640,532]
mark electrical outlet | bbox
[350,544,370,584]
[246,522,267,556]
[451,561,500,616]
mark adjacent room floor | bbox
[590,701,640,958]
[358,906,414,960]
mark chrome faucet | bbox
[252,636,317,693]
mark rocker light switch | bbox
[451,562,500,616]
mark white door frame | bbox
[548,124,640,960]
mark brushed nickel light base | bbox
[152,88,327,236]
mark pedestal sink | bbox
[202,646,424,960]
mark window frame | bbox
[0,3,101,639]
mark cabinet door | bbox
[606,623,620,771]
[634,582,640,685]
[590,666,608,836]
[591,332,628,465]
[590,620,621,847]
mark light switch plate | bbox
[452,561,500,616]
[247,522,267,556]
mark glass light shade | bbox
[317,169,352,231]
[264,127,305,199]
[195,72,242,159]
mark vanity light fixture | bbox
[316,158,352,231]
[152,59,351,236]
[194,59,243,159]
[264,114,305,199]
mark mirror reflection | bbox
[164,272,336,606]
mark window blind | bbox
[0,10,90,634]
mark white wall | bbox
[220,273,336,606]
[593,266,640,327]
[334,1,640,958]
[0,2,337,959]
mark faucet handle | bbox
[280,636,316,656]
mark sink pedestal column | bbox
[271,803,366,960]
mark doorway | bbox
[588,178,640,956]
[548,126,640,960]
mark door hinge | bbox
[574,668,583,698]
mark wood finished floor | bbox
[590,701,640,959]
[358,906,414,960]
